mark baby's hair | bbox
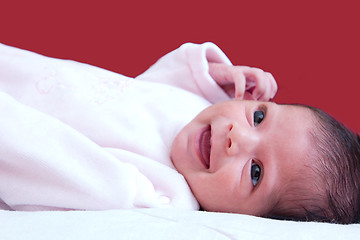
[268,104,360,224]
[306,105,360,223]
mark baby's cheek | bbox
[170,136,185,169]
[188,174,225,211]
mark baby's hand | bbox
[208,63,278,101]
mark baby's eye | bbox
[253,110,264,126]
[251,162,261,187]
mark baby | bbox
[0,42,359,224]
[172,94,360,224]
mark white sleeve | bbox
[135,42,232,103]
[0,92,161,211]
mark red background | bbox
[1,0,359,132]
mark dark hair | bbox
[268,104,360,224]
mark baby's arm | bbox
[0,92,163,211]
[135,42,231,103]
[136,42,277,103]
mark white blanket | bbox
[1,209,359,240]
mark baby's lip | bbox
[196,125,211,169]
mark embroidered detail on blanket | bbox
[35,66,133,104]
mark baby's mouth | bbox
[198,125,211,169]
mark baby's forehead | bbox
[275,104,317,141]
[277,103,316,120]
[265,108,320,205]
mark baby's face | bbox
[171,100,315,216]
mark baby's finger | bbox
[258,81,272,101]
[246,68,267,100]
[267,72,278,99]
[233,70,246,99]
[258,72,276,101]
[221,83,235,98]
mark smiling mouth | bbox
[197,125,211,169]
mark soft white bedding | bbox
[1,209,359,240]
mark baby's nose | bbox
[226,122,258,157]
